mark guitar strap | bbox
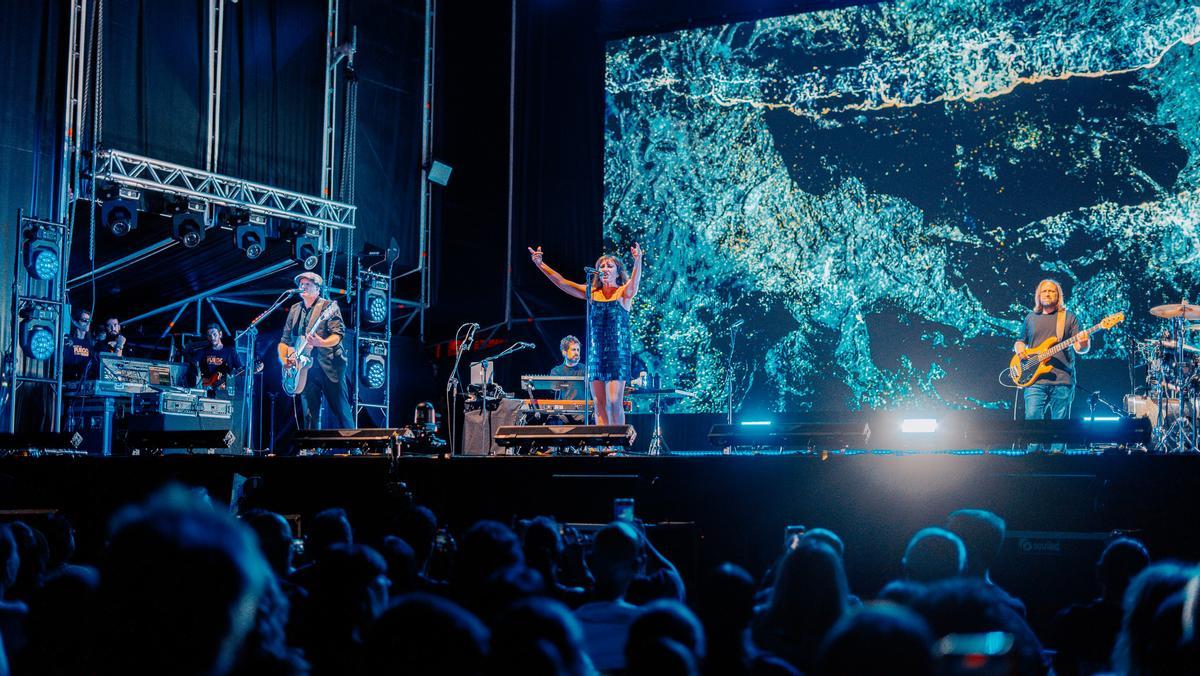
[1055,308,1065,342]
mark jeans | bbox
[1023,382,1074,420]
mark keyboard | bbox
[520,374,585,391]
[518,398,632,414]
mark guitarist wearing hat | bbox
[278,271,355,429]
[1013,279,1090,420]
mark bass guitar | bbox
[281,301,339,396]
[1001,312,1124,388]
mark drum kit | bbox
[1124,301,1200,452]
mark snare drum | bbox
[1123,394,1199,427]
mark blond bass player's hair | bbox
[1032,279,1067,313]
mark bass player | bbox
[1012,279,1090,420]
[278,271,354,429]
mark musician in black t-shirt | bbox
[95,317,130,357]
[548,335,584,400]
[195,323,243,398]
[63,308,96,382]
[1012,279,1090,420]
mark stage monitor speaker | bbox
[124,412,240,455]
[707,422,871,450]
[0,431,84,455]
[463,398,523,456]
[494,424,637,450]
[291,428,402,455]
[963,417,1151,448]
[122,425,235,455]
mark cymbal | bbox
[1150,302,1200,319]
[1156,339,1200,354]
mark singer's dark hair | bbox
[592,255,628,290]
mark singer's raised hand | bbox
[530,245,586,299]
[528,246,544,266]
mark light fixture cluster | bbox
[95,182,327,268]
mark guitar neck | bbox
[1042,319,1106,358]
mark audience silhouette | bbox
[7,481,1200,676]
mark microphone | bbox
[730,319,745,329]
[518,341,535,349]
[584,267,597,275]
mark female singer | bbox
[528,243,643,425]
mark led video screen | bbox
[604,0,1200,413]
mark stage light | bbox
[359,338,387,389]
[99,185,141,237]
[740,420,772,426]
[20,303,58,361]
[901,418,939,433]
[221,209,268,259]
[279,221,323,270]
[23,225,61,281]
[359,272,389,325]
[237,222,267,259]
[171,200,207,249]
[361,355,386,389]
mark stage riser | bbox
[3,454,1200,638]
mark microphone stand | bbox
[584,267,596,425]
[236,289,296,453]
[468,342,531,454]
[446,323,477,455]
[724,321,743,454]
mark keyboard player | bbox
[549,335,584,400]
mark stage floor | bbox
[2,451,1197,636]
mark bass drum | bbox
[1123,394,1199,427]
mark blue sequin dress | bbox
[587,297,631,382]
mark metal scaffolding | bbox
[92,149,356,230]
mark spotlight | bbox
[99,185,140,237]
[20,302,58,361]
[23,225,61,281]
[359,272,389,325]
[281,222,323,270]
[359,338,387,389]
[228,211,268,260]
[171,200,207,249]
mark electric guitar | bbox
[201,360,264,395]
[281,301,339,396]
[1002,312,1124,388]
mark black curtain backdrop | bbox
[217,0,326,196]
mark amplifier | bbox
[133,389,233,419]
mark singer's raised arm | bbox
[528,246,587,299]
